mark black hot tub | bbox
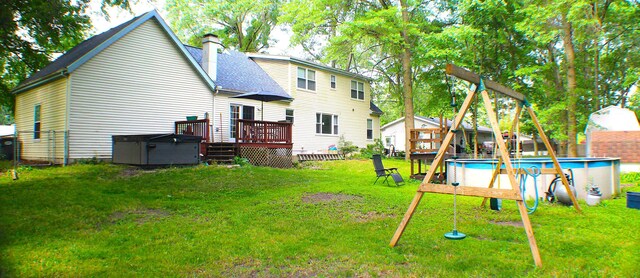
[112,134,202,166]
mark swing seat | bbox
[444,229,466,240]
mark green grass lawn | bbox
[1,159,639,277]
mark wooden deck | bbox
[409,125,448,181]
[175,119,293,165]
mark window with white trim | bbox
[351,80,364,100]
[297,67,316,91]
[34,104,41,139]
[367,119,373,140]
[316,113,338,135]
[285,109,294,123]
[330,75,336,89]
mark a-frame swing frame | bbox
[389,64,582,267]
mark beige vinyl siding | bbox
[14,78,68,163]
[249,59,291,96]
[288,63,376,153]
[69,19,214,160]
[254,59,379,154]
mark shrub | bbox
[358,139,385,159]
[621,172,640,187]
[76,157,101,165]
[337,135,358,158]
[233,156,251,167]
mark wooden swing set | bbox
[389,64,582,267]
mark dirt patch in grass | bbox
[490,220,524,227]
[297,161,329,170]
[351,211,395,222]
[107,208,171,225]
[302,193,362,204]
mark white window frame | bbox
[316,113,339,135]
[33,104,41,140]
[285,109,294,123]
[351,80,364,100]
[367,119,373,140]
[330,75,336,89]
[229,104,255,140]
[297,67,316,91]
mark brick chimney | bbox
[202,34,220,81]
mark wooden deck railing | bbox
[236,119,292,148]
[410,128,445,153]
[175,119,210,142]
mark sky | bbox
[86,0,302,56]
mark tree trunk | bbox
[562,16,578,157]
[400,0,414,161]
[532,133,539,156]
[473,96,478,158]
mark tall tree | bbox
[283,0,442,160]
[518,0,639,156]
[399,0,415,160]
[280,0,359,61]
[0,0,132,120]
[165,0,280,51]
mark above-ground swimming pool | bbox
[446,157,620,200]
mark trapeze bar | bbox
[445,64,526,101]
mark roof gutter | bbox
[248,53,373,82]
[290,58,374,82]
[11,70,69,95]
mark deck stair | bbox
[206,143,237,163]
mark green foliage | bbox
[0,162,638,276]
[621,172,640,187]
[0,0,133,121]
[166,0,279,52]
[337,135,358,158]
[75,157,102,165]
[628,92,640,121]
[281,0,639,156]
[233,156,251,167]
[357,139,385,159]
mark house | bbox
[0,125,14,137]
[11,10,380,164]
[245,53,382,154]
[585,106,640,172]
[380,116,492,153]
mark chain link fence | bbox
[14,130,68,165]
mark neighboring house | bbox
[380,116,492,153]
[11,10,380,163]
[0,125,14,137]
[585,106,640,134]
[585,106,640,172]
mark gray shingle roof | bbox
[370,102,383,115]
[184,46,290,98]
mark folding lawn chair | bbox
[372,154,405,186]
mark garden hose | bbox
[519,166,541,214]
